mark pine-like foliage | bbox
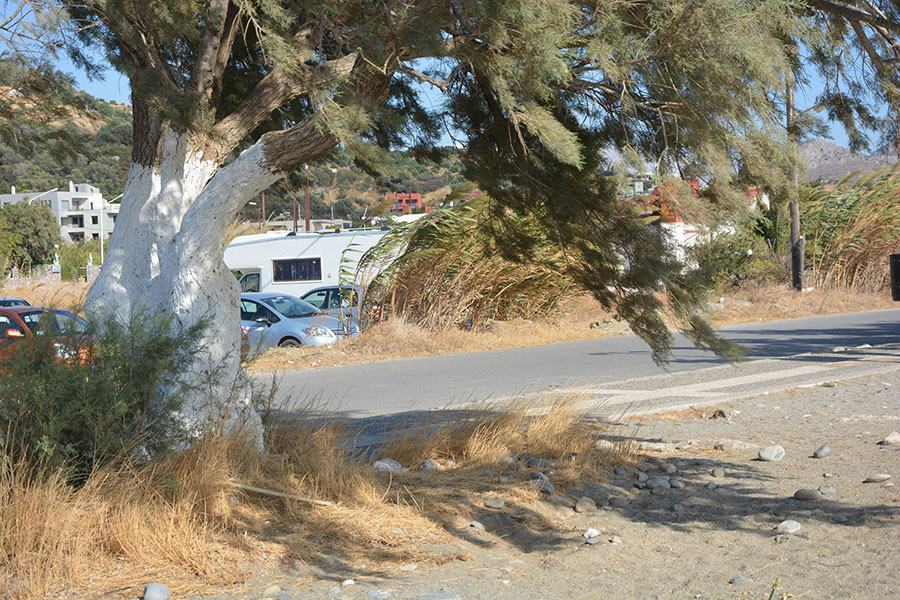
[36,0,803,361]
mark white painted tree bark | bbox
[85,128,285,444]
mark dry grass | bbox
[0,394,629,599]
[0,281,89,314]
[713,282,896,325]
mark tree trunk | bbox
[85,127,283,446]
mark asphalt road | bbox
[264,308,900,418]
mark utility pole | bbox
[261,190,266,230]
[305,164,311,233]
[786,76,804,291]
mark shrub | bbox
[0,311,207,478]
[685,229,763,291]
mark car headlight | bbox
[303,326,335,337]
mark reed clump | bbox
[804,166,900,292]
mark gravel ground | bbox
[170,369,899,600]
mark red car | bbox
[0,306,91,362]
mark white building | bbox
[0,181,120,243]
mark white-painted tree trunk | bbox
[85,128,284,446]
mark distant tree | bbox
[0,201,57,268]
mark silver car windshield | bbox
[260,295,321,318]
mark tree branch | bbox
[191,0,233,110]
[850,20,891,78]
[212,51,359,150]
[811,0,900,36]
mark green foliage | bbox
[0,202,58,268]
[685,229,765,291]
[0,311,208,478]
[58,237,105,281]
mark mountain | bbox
[800,138,897,182]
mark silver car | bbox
[240,292,358,353]
[300,285,360,327]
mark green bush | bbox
[0,311,207,478]
[686,230,762,290]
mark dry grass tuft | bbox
[0,393,629,599]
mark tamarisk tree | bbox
[48,0,800,436]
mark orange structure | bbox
[387,192,432,214]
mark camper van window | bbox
[272,258,322,282]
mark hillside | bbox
[0,60,466,226]
[800,138,897,182]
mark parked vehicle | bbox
[240,292,358,353]
[0,306,91,362]
[225,229,390,298]
[300,285,361,325]
[0,297,31,307]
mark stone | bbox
[672,503,685,513]
[776,520,801,534]
[705,482,717,490]
[878,431,900,446]
[711,467,726,478]
[646,478,671,489]
[823,472,834,478]
[794,489,822,501]
[660,463,677,474]
[367,590,393,600]
[651,486,666,496]
[498,475,513,484]
[818,485,836,495]
[443,459,456,467]
[527,457,551,469]
[608,535,623,545]
[531,478,555,495]
[583,527,601,540]
[636,471,649,482]
[519,452,535,462]
[469,520,486,531]
[530,470,549,482]
[669,478,685,489]
[142,583,170,600]
[832,515,849,524]
[614,467,627,476]
[373,459,406,474]
[326,586,342,596]
[813,444,832,458]
[729,576,753,584]
[497,454,517,467]
[575,497,597,513]
[342,579,355,586]
[608,496,630,509]
[595,439,617,451]
[262,585,281,597]
[421,458,441,471]
[864,474,891,483]
[412,592,461,600]
[758,445,785,462]
[484,498,505,509]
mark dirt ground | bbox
[174,366,900,600]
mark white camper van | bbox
[225,229,390,297]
